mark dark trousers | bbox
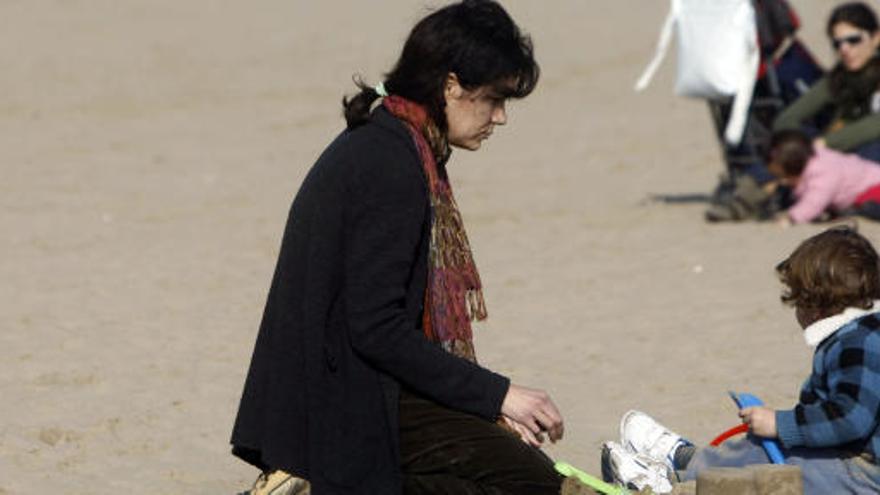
[854,140,880,164]
[399,392,563,495]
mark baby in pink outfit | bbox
[768,130,880,225]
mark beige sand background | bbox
[2,1,876,493]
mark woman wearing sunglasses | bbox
[774,2,880,163]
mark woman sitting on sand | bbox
[773,2,880,163]
[229,1,565,494]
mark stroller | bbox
[636,0,826,221]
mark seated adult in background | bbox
[774,2,880,163]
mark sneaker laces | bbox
[604,442,674,493]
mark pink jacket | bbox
[788,148,880,224]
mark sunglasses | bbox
[831,32,866,50]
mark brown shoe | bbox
[705,175,775,222]
[247,470,309,495]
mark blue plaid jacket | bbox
[776,313,880,461]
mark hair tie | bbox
[375,82,389,97]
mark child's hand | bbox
[739,406,777,438]
[775,214,792,228]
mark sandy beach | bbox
[2,1,876,493]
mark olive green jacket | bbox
[773,76,880,151]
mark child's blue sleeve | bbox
[776,330,880,449]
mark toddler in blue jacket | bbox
[604,227,880,494]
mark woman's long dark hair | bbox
[826,2,880,114]
[342,0,539,130]
[827,2,878,38]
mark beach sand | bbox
[1,1,872,493]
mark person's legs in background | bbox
[853,140,880,164]
[704,100,785,222]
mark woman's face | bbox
[443,74,509,151]
[831,21,880,71]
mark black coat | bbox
[230,107,510,494]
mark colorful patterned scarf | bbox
[382,95,487,362]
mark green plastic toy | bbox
[554,461,630,495]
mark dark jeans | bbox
[852,201,880,222]
[682,437,880,494]
[854,140,880,164]
[399,391,562,495]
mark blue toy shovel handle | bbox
[730,391,786,464]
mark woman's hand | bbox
[739,406,778,438]
[500,415,545,447]
[501,383,564,443]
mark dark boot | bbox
[705,175,779,222]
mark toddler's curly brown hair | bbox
[777,227,880,317]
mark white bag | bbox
[635,0,760,145]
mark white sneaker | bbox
[602,441,674,493]
[620,410,689,472]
